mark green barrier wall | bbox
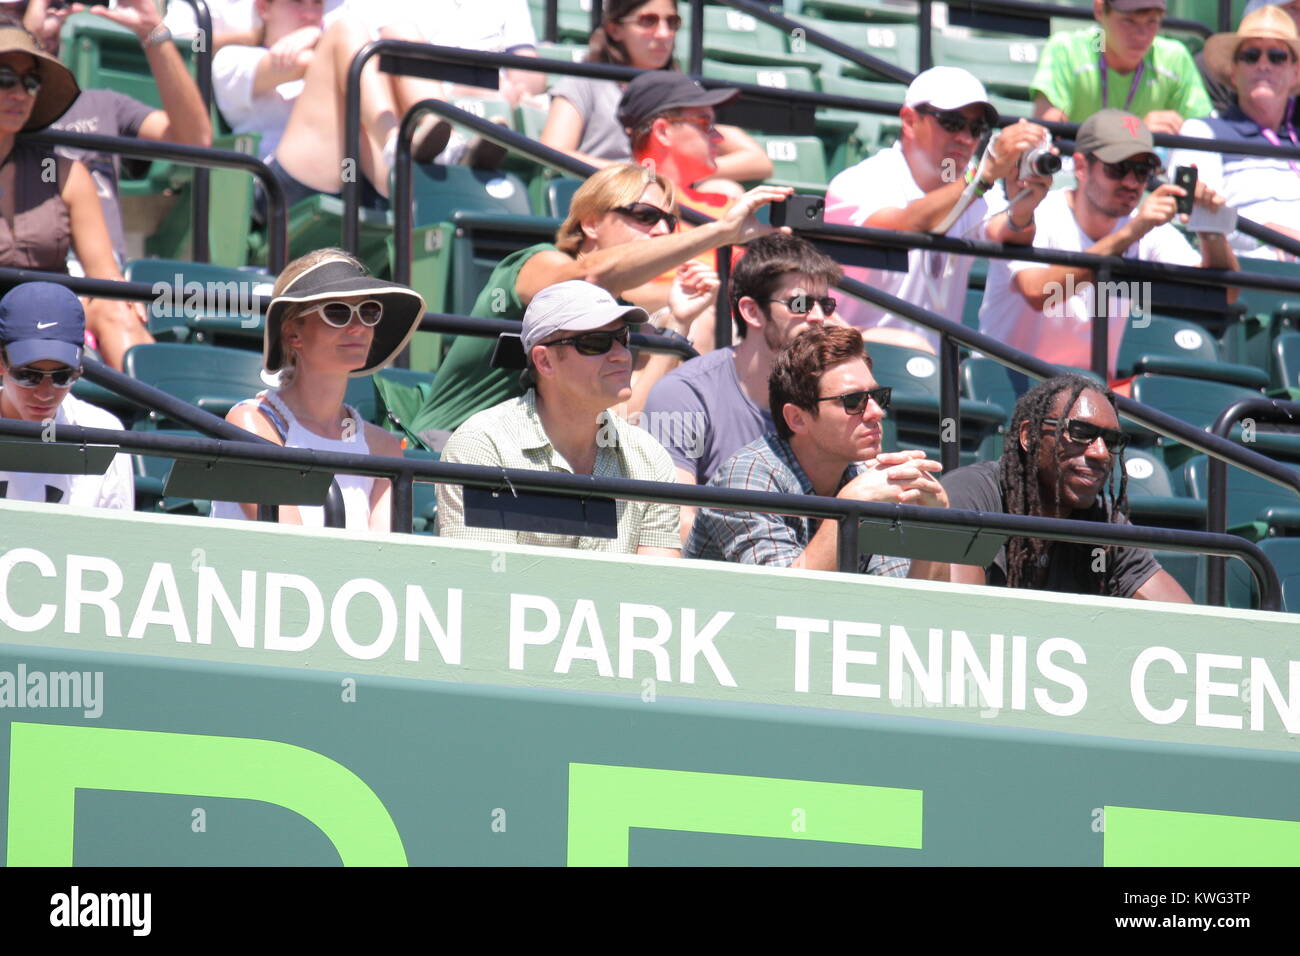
[0,501,1296,866]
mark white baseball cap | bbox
[521,280,648,354]
[904,66,997,123]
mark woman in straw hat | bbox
[1171,5,1300,258]
[0,20,152,369]
[212,248,426,531]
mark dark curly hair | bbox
[1000,374,1129,592]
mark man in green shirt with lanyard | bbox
[1031,0,1211,134]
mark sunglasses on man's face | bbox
[544,326,631,356]
[915,105,990,140]
[1043,417,1128,453]
[769,295,837,317]
[7,364,81,388]
[620,12,682,30]
[0,65,41,97]
[613,202,678,232]
[1093,155,1160,182]
[309,300,384,328]
[1235,47,1295,65]
[817,386,892,415]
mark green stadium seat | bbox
[866,343,1009,464]
[1128,374,1263,457]
[404,447,441,533]
[702,7,822,71]
[798,0,921,24]
[1182,455,1300,541]
[61,13,191,109]
[1121,447,1207,530]
[408,165,531,225]
[930,34,1043,99]
[961,356,1017,420]
[700,59,817,93]
[1271,332,1300,399]
[516,103,549,142]
[130,423,212,517]
[282,195,393,277]
[838,24,920,80]
[124,343,265,425]
[124,259,275,348]
[537,176,584,219]
[1150,550,1206,604]
[1117,314,1270,390]
[752,135,829,192]
[144,132,262,268]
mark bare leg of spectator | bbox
[84,299,152,371]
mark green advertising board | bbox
[0,500,1296,865]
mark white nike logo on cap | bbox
[36,321,57,330]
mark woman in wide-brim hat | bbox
[213,248,427,531]
[0,20,154,370]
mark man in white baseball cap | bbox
[436,280,682,556]
[826,66,1053,353]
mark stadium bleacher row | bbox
[17,0,1300,611]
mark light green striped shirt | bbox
[436,390,681,553]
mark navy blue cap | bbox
[0,283,85,368]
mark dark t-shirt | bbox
[942,460,1160,597]
[50,89,155,265]
[641,347,773,483]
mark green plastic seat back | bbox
[1117,314,1220,372]
[1130,375,1261,431]
[700,59,818,93]
[1182,455,1300,529]
[124,343,266,422]
[752,135,828,190]
[1272,331,1300,398]
[410,166,531,227]
[931,34,1043,98]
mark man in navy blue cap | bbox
[0,282,133,509]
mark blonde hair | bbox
[271,247,368,385]
[555,163,678,256]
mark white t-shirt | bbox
[978,189,1201,376]
[825,142,994,351]
[212,44,297,160]
[1170,116,1300,260]
[165,0,349,38]
[346,0,537,51]
[0,394,133,511]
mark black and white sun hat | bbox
[263,257,427,378]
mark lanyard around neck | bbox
[1099,52,1144,112]
[1255,97,1300,177]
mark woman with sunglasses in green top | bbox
[214,248,426,531]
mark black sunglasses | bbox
[7,364,81,388]
[544,326,631,356]
[1043,417,1128,452]
[1091,155,1160,182]
[817,386,892,415]
[619,12,682,29]
[0,65,41,97]
[915,105,990,140]
[769,295,837,316]
[614,202,678,232]
[1235,47,1295,65]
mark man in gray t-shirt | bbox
[640,233,845,542]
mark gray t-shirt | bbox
[641,347,773,483]
[50,89,155,266]
[548,75,631,162]
[942,460,1161,597]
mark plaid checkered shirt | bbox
[684,433,911,576]
[436,390,681,552]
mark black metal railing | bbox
[177,0,214,262]
[0,416,1279,609]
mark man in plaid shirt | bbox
[686,325,949,577]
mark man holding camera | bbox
[825,67,1053,353]
[977,109,1237,380]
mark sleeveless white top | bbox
[210,389,376,529]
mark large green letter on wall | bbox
[1104,806,1300,866]
[567,763,923,866]
[7,722,407,866]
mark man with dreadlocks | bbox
[941,374,1191,600]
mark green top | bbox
[1028,27,1211,122]
[407,242,557,446]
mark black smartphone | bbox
[770,195,825,229]
[1173,166,1197,216]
